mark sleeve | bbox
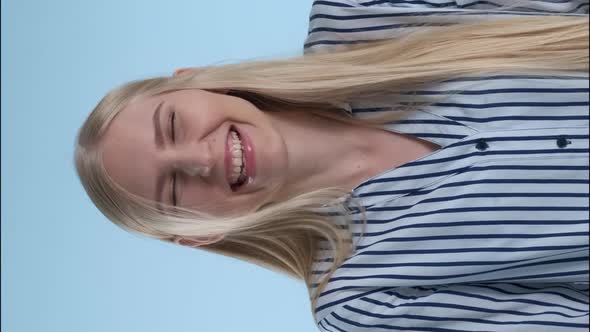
[304,0,588,54]
[346,0,589,14]
[317,283,590,332]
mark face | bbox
[99,89,288,217]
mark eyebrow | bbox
[152,101,166,210]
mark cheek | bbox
[224,95,263,119]
[182,184,262,217]
[180,185,231,215]
[182,111,219,140]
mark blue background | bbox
[1,1,318,331]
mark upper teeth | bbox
[230,130,245,184]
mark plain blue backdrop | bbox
[1,1,319,331]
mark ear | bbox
[173,67,199,77]
[173,234,225,248]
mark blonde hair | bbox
[75,15,588,316]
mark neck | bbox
[267,110,377,202]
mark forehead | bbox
[98,93,163,201]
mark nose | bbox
[169,140,214,177]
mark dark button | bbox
[475,138,489,151]
[556,136,571,148]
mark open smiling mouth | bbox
[228,126,247,191]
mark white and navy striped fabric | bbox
[304,1,589,331]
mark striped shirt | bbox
[304,1,589,331]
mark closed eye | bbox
[169,110,176,143]
[171,172,177,206]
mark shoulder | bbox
[304,0,588,54]
[314,283,590,331]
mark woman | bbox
[76,0,589,331]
